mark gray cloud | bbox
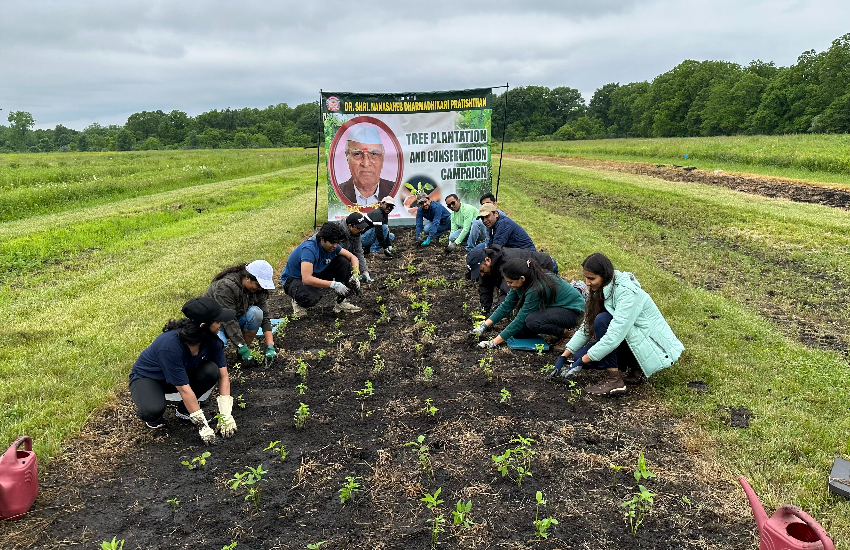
[1,0,847,128]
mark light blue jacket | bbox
[565,270,683,378]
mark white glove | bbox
[472,321,488,337]
[189,410,217,445]
[478,340,497,349]
[329,281,349,297]
[216,395,237,438]
[361,272,375,283]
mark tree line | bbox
[493,32,850,140]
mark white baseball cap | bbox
[246,260,275,290]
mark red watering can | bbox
[739,476,834,550]
[0,436,39,520]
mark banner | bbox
[322,88,492,223]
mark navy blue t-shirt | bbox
[281,237,342,285]
[129,330,226,387]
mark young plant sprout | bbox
[296,382,307,395]
[221,543,237,550]
[167,497,180,512]
[470,311,486,331]
[317,349,326,360]
[339,475,362,505]
[367,325,377,341]
[621,484,656,536]
[294,402,310,429]
[479,356,494,381]
[181,451,211,470]
[378,303,389,323]
[405,434,433,480]
[229,465,267,510]
[264,440,289,461]
[325,319,343,343]
[100,537,125,550]
[567,380,582,403]
[533,491,559,539]
[385,274,403,289]
[423,365,434,382]
[499,388,511,404]
[371,354,386,374]
[296,358,309,382]
[414,343,423,354]
[272,316,290,338]
[610,463,625,489]
[357,341,371,358]
[421,487,446,546]
[535,343,545,356]
[492,435,535,486]
[421,398,438,417]
[453,500,475,529]
[421,322,436,341]
[540,364,553,375]
[306,542,327,550]
[634,451,657,483]
[406,263,416,274]
[354,380,374,399]
[236,394,246,409]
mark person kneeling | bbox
[280,221,362,318]
[552,252,684,396]
[129,297,238,445]
[473,258,585,349]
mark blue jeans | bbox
[422,217,452,239]
[469,219,487,248]
[450,227,486,251]
[571,312,637,372]
[217,305,263,346]
[360,225,395,252]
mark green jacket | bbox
[490,274,585,342]
[565,270,683,378]
[450,203,479,244]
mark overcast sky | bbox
[2,0,847,129]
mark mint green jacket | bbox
[450,203,479,244]
[565,270,683,378]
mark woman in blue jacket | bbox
[474,258,585,348]
[552,253,684,395]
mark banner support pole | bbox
[314,90,322,230]
[495,82,508,201]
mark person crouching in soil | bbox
[129,297,238,444]
[473,258,585,350]
[203,260,277,368]
[552,252,684,395]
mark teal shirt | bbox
[489,274,585,341]
[450,203,479,244]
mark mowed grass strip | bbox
[0,163,324,461]
[505,135,850,186]
[0,148,315,223]
[499,158,850,542]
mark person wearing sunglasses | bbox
[444,193,483,252]
[203,260,277,368]
[415,192,452,246]
[361,196,397,257]
[338,125,397,206]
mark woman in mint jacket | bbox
[473,258,585,348]
[553,252,684,395]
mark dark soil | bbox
[513,155,850,210]
[9,229,755,550]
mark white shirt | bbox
[355,187,379,206]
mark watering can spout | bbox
[738,476,769,529]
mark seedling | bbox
[296,382,308,395]
[499,388,511,404]
[296,358,309,382]
[376,295,384,303]
[453,500,474,529]
[100,537,125,550]
[535,343,545,356]
[229,465,267,510]
[339,475,362,504]
[222,543,237,550]
[294,402,310,429]
[405,434,433,480]
[354,380,374,399]
[610,463,625,489]
[325,319,343,343]
[367,325,377,341]
[682,495,692,506]
[357,341,371,358]
[406,263,416,274]
[567,380,581,403]
[236,394,246,409]
[181,451,211,470]
[492,435,535,486]
[470,312,485,331]
[533,491,559,539]
[371,354,386,374]
[423,365,434,382]
[621,484,656,536]
[540,364,553,375]
[421,487,446,546]
[421,398,438,417]
[479,356,494,381]
[414,343,423,354]
[167,497,180,512]
[264,440,289,461]
[378,303,389,323]
[306,543,326,550]
[418,276,450,290]
[420,322,436,341]
[317,349,327,360]
[272,316,290,338]
[385,274,403,289]
[634,452,657,483]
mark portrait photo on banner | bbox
[328,117,403,211]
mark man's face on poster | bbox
[346,140,385,194]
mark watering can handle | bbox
[782,505,835,550]
[8,436,32,454]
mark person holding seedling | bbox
[129,297,239,444]
[415,192,451,246]
[473,258,584,350]
[551,252,684,395]
[477,203,536,251]
[281,221,362,318]
[467,244,559,315]
[335,212,375,283]
[204,260,276,368]
[361,196,396,257]
[445,193,482,252]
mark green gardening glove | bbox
[264,345,276,360]
[237,345,252,361]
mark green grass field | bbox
[504,134,850,186]
[3,141,850,546]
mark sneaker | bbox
[291,299,308,319]
[333,299,362,313]
[146,417,166,429]
[586,370,627,395]
[174,404,192,422]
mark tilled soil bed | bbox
[11,229,755,549]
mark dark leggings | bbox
[572,312,638,372]
[513,307,582,338]
[129,361,220,422]
[284,255,352,308]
